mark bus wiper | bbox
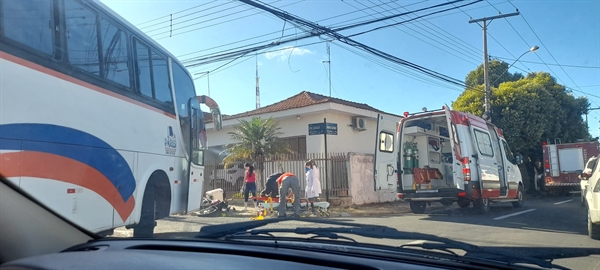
[195,218,558,269]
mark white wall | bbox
[205,103,401,157]
[348,153,397,205]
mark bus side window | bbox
[151,51,172,104]
[1,0,54,56]
[135,41,153,98]
[99,17,130,87]
[65,0,101,76]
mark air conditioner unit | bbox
[352,117,366,131]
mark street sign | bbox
[308,123,337,135]
[326,123,337,135]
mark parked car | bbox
[582,154,600,239]
[580,155,599,206]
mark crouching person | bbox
[277,172,301,218]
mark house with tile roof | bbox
[203,91,402,205]
[205,91,402,160]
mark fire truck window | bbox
[379,132,394,153]
[473,129,494,157]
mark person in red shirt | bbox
[277,172,301,217]
[243,163,257,211]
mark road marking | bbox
[554,199,573,205]
[493,209,536,220]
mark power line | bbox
[146,2,254,35]
[384,0,482,56]
[153,0,303,40]
[238,0,469,88]
[332,42,466,91]
[140,1,234,30]
[493,57,600,69]
[447,0,531,74]
[136,2,219,26]
[345,0,481,65]
[181,0,475,70]
[174,0,496,63]
[509,0,586,92]
[178,1,419,64]
[347,0,484,38]
[504,0,599,112]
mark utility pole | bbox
[322,41,332,97]
[469,11,519,121]
[586,107,600,139]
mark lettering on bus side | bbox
[165,126,177,155]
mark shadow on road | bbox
[417,195,588,236]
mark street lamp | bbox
[490,45,539,87]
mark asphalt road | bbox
[114,195,600,269]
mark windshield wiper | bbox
[195,218,559,269]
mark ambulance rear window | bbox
[474,129,494,157]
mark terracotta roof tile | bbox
[206,91,400,122]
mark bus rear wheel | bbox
[133,183,156,238]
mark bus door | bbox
[185,98,205,213]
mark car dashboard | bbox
[0,238,512,270]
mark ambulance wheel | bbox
[440,200,453,207]
[512,186,524,208]
[474,198,490,214]
[410,202,427,214]
[457,199,470,208]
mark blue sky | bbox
[100,0,600,138]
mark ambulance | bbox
[374,107,525,214]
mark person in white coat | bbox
[305,160,322,211]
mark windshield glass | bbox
[1,0,599,269]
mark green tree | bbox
[465,60,524,89]
[454,70,590,163]
[222,117,290,167]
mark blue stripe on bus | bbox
[0,123,136,201]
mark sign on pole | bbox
[308,123,337,135]
[308,120,337,202]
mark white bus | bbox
[0,0,222,237]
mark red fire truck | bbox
[542,140,600,194]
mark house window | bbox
[281,136,306,154]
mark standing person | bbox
[305,160,322,211]
[533,160,544,193]
[277,172,301,217]
[243,163,257,211]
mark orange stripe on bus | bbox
[0,51,176,119]
[0,151,135,221]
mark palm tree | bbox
[222,117,290,187]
